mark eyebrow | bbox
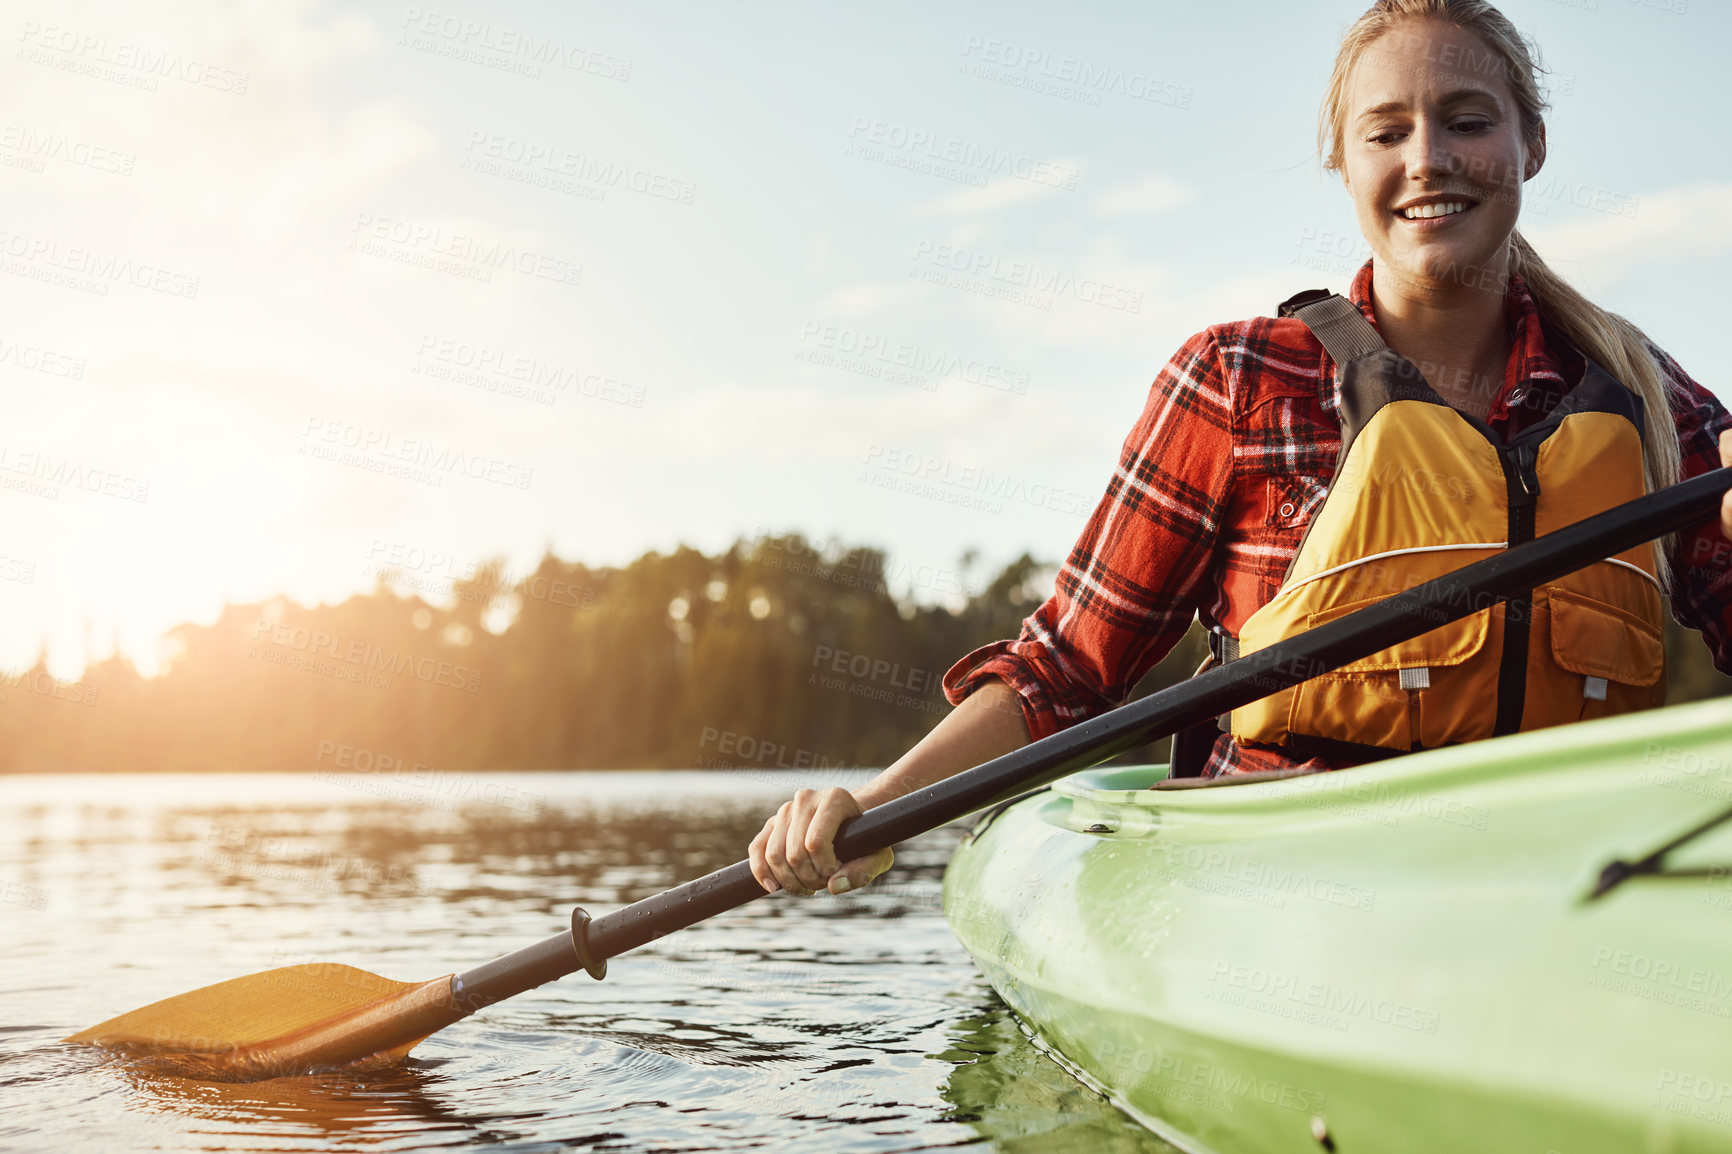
[1355,88,1501,124]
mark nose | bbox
[1403,115,1462,184]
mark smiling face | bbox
[1340,19,1543,293]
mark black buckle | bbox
[1278,288,1337,318]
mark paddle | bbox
[67,467,1732,1081]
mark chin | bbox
[1394,239,1505,291]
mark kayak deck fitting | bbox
[943,697,1732,1154]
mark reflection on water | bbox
[0,772,1175,1152]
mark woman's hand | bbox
[745,678,1030,898]
[748,787,894,897]
[1721,430,1732,540]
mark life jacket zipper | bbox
[1493,442,1540,736]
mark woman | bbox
[750,0,1732,899]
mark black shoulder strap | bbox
[1279,289,1386,367]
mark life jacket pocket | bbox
[1539,587,1666,725]
[1231,592,1501,754]
[1296,596,1500,751]
[1301,594,1491,673]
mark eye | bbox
[1453,118,1493,135]
[1367,128,1406,146]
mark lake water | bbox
[0,772,1176,1152]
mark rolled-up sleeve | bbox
[943,329,1236,739]
[1660,347,1732,671]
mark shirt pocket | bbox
[1265,474,1329,530]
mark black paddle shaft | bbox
[450,466,1732,1011]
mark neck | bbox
[1369,260,1513,423]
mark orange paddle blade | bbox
[64,964,468,1082]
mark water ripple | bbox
[1,772,1176,1152]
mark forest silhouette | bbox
[2,531,1729,773]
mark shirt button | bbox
[1279,502,1297,519]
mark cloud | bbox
[1522,182,1732,287]
[914,164,1083,216]
[1091,173,1194,217]
[0,2,433,245]
[819,282,902,315]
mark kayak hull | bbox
[943,698,1732,1154]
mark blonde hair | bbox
[1318,0,1680,574]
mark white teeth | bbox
[1401,201,1469,220]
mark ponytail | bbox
[1509,230,1679,586]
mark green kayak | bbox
[943,697,1732,1154]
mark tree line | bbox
[1,532,1726,773]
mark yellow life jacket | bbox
[1225,289,1667,763]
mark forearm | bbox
[852,678,1031,810]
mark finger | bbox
[784,820,827,893]
[762,807,802,894]
[828,847,895,895]
[804,788,859,878]
[1722,490,1732,542]
[783,791,828,893]
[1720,429,1732,468]
[749,821,779,893]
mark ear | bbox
[1524,121,1547,181]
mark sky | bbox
[0,0,1726,677]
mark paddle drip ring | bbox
[570,907,608,980]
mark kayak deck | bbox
[943,698,1732,1154]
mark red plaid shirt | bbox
[944,261,1732,776]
